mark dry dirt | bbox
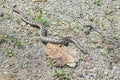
[0,0,120,80]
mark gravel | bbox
[0,0,120,80]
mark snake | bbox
[12,7,88,54]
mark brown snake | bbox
[13,8,88,54]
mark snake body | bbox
[13,8,88,54]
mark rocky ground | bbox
[0,0,120,80]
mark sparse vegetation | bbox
[54,69,62,77]
[16,19,22,25]
[54,69,69,79]
[6,13,12,19]
[35,9,51,27]
[0,0,120,80]
[56,19,62,25]
[100,48,113,57]
[15,38,21,47]
[68,21,72,30]
[5,48,16,57]
[47,60,56,68]
[6,36,22,47]
[19,64,26,69]
[93,0,100,6]
[0,33,22,47]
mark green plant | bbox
[19,64,25,69]
[93,0,100,6]
[35,9,51,27]
[6,13,12,19]
[47,60,56,68]
[15,38,21,47]
[100,48,113,57]
[39,9,43,17]
[5,48,16,57]
[73,24,82,33]
[0,33,6,44]
[54,69,69,79]
[56,19,62,25]
[109,74,115,80]
[68,21,72,30]
[16,19,22,24]
[6,37,21,47]
[54,69,62,77]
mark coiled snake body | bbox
[13,8,88,54]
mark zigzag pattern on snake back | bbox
[12,7,88,54]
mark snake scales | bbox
[13,8,88,54]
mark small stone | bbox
[66,62,76,67]
[0,12,4,17]
[20,22,26,26]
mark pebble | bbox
[0,11,4,21]
[0,11,4,17]
[66,62,76,68]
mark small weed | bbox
[56,19,62,25]
[68,21,72,30]
[36,17,51,27]
[47,60,56,68]
[73,24,82,33]
[35,9,51,27]
[100,48,113,57]
[0,33,5,38]
[93,0,100,6]
[109,74,115,80]
[75,25,82,30]
[54,69,62,77]
[54,69,69,78]
[19,64,25,69]
[35,32,40,36]
[16,19,22,25]
[0,33,6,44]
[6,13,12,19]
[5,48,16,57]
[7,37,21,47]
[39,9,43,17]
[54,69,70,80]
[6,37,14,43]
[15,38,21,47]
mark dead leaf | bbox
[45,43,75,67]
[45,43,63,58]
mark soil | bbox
[0,0,120,80]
